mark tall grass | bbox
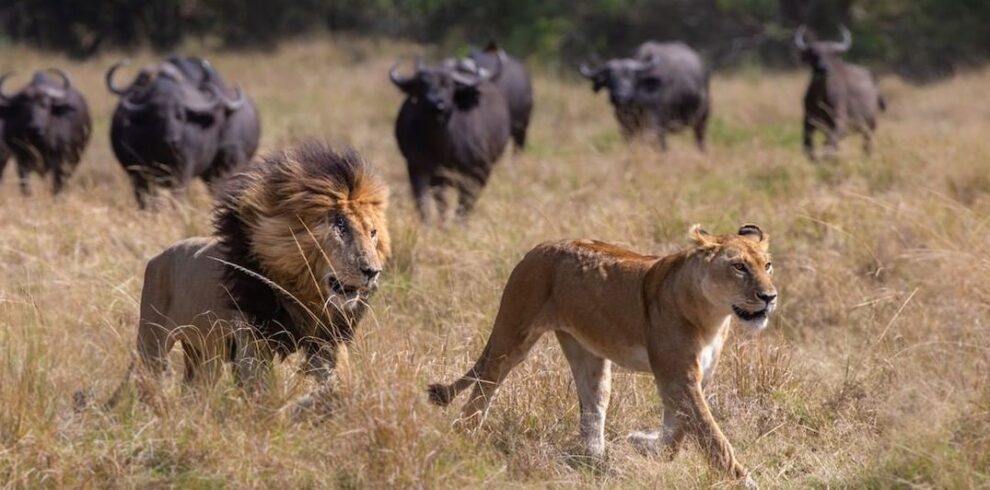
[1,38,989,487]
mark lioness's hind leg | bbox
[556,331,611,458]
[459,327,543,427]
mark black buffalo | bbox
[581,41,710,151]
[106,59,246,208]
[391,58,510,222]
[0,69,91,195]
[796,26,885,160]
[470,41,533,150]
[165,55,261,170]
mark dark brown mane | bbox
[212,140,382,355]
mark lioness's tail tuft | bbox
[427,383,456,406]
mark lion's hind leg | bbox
[133,321,177,413]
[556,331,612,458]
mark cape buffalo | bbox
[581,41,709,151]
[796,26,885,160]
[0,69,91,195]
[106,60,244,208]
[470,41,533,150]
[165,55,261,171]
[391,58,511,222]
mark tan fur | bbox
[122,143,389,418]
[428,224,776,486]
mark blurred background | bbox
[3,0,989,81]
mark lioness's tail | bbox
[427,342,492,406]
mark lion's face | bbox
[313,205,386,312]
[236,145,391,320]
[693,225,777,333]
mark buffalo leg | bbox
[802,118,816,161]
[694,121,708,152]
[430,176,450,223]
[51,167,66,196]
[512,125,528,151]
[16,161,31,196]
[454,180,482,220]
[130,173,152,210]
[656,128,669,151]
[410,171,431,222]
[0,155,8,183]
[824,126,841,160]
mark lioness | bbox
[115,141,389,417]
[428,225,776,485]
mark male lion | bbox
[428,225,776,486]
[116,141,389,417]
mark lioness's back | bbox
[504,240,660,338]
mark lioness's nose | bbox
[361,266,381,281]
[758,292,777,304]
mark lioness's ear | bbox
[738,223,769,250]
[689,224,716,247]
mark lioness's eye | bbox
[370,229,378,238]
[765,262,773,272]
[733,263,747,273]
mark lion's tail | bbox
[103,360,136,410]
[427,342,493,407]
[73,360,135,413]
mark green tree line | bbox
[2,0,988,79]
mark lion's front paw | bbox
[626,430,662,454]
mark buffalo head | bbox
[390,57,500,115]
[579,59,659,107]
[795,25,852,73]
[0,69,73,141]
[107,60,239,152]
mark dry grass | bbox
[2,38,989,488]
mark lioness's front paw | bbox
[742,474,759,489]
[585,439,606,460]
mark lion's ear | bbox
[738,223,769,250]
[689,224,716,247]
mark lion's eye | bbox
[733,263,748,274]
[765,262,773,273]
[370,229,378,238]
[332,215,348,231]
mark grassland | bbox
[1,38,989,488]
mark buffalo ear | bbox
[393,79,417,95]
[689,224,717,248]
[592,75,608,92]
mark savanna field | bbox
[2,38,990,488]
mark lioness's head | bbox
[691,224,777,333]
[217,141,390,319]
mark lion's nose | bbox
[361,266,381,282]
[757,292,777,305]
